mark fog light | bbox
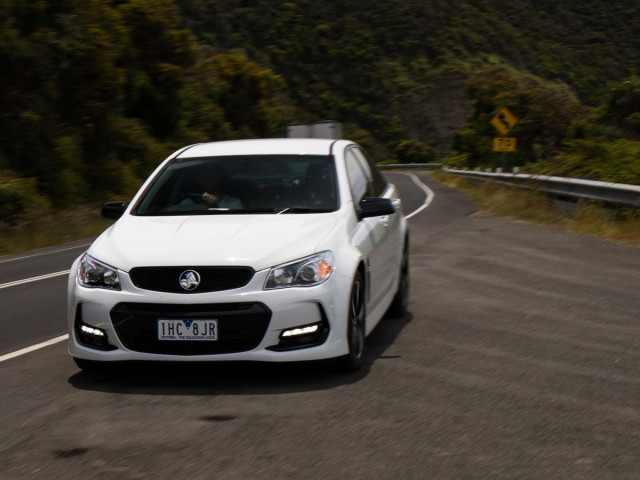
[78,322,110,349]
[81,325,106,337]
[267,312,329,352]
[76,319,116,351]
[281,324,320,337]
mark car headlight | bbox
[77,254,121,290]
[265,251,334,289]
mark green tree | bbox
[209,53,285,137]
[601,77,640,139]
[395,140,437,164]
[0,170,51,225]
[453,69,584,167]
[119,0,198,138]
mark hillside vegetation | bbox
[2,0,640,230]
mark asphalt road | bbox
[0,240,90,355]
[1,172,640,479]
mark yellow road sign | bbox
[493,137,516,152]
[490,108,518,135]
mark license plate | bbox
[157,319,218,341]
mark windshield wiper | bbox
[276,207,331,214]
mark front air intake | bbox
[129,266,254,293]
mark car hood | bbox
[89,214,339,272]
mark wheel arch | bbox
[357,259,369,308]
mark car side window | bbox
[345,150,370,203]
[354,148,387,197]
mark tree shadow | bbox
[68,313,413,396]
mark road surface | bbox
[1,172,639,479]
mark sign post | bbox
[490,108,518,136]
[490,108,518,170]
[492,137,516,152]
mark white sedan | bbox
[68,139,409,372]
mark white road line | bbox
[403,172,435,220]
[0,270,70,290]
[0,243,90,265]
[0,335,68,363]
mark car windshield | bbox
[133,154,338,216]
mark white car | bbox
[67,139,409,372]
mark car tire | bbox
[387,241,409,318]
[336,271,366,372]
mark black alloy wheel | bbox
[337,271,366,372]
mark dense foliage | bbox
[1,0,640,226]
[0,0,286,217]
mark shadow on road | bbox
[68,313,413,396]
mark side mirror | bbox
[358,197,395,219]
[101,201,127,220]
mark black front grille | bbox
[111,302,271,355]
[129,266,254,293]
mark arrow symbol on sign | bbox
[497,113,510,131]
[490,108,518,135]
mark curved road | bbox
[1,172,640,479]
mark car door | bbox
[353,147,401,300]
[345,147,393,312]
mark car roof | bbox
[177,138,347,158]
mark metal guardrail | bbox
[443,168,640,208]
[379,164,640,207]
[379,163,443,170]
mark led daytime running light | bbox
[281,324,320,337]
[81,325,105,337]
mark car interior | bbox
[134,155,339,215]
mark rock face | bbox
[413,74,474,157]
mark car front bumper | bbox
[67,259,351,363]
